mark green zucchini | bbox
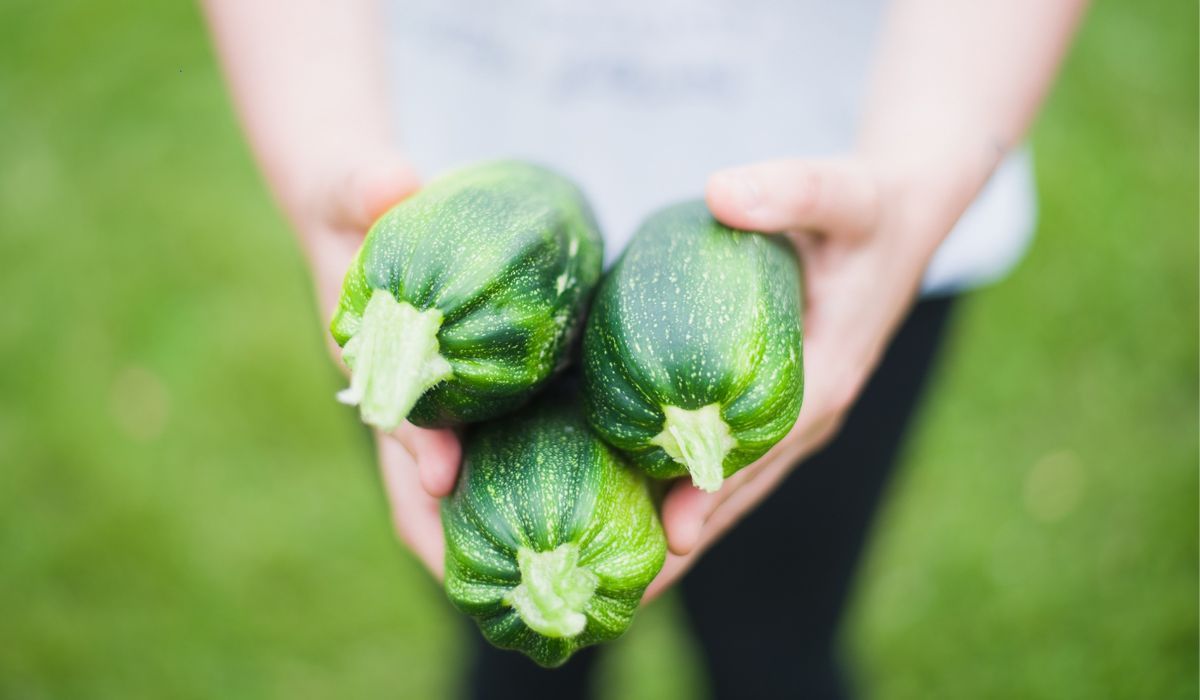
[441,392,666,668]
[330,161,603,429]
[582,201,804,493]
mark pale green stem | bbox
[336,289,453,431]
[650,403,736,493]
[505,543,598,638]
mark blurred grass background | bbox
[0,0,1194,698]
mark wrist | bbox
[863,126,1005,212]
[864,144,999,260]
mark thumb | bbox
[326,158,421,232]
[705,159,878,236]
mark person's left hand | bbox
[296,157,462,578]
[644,157,953,601]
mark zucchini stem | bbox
[505,544,598,638]
[651,404,735,493]
[336,289,453,431]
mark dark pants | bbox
[466,296,958,700]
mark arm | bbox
[203,0,404,310]
[202,0,458,576]
[648,0,1088,598]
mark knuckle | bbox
[827,377,863,417]
[859,179,883,230]
[790,167,823,218]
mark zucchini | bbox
[582,201,804,492]
[441,392,666,668]
[330,161,603,429]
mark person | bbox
[203,1,1086,696]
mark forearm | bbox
[859,0,1087,244]
[202,0,397,231]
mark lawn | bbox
[0,1,1195,698]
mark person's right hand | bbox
[293,156,461,578]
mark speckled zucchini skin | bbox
[330,161,603,427]
[582,201,805,483]
[441,394,666,668]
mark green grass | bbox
[0,1,1194,698]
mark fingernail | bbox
[717,170,762,211]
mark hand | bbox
[295,157,461,578]
[644,157,952,601]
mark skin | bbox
[203,0,1087,597]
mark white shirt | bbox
[385,0,1036,295]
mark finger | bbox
[703,457,794,537]
[705,159,878,236]
[377,434,446,579]
[646,463,790,602]
[377,431,417,504]
[389,424,462,498]
[326,159,421,232]
[659,437,800,557]
[402,500,446,579]
[642,552,691,603]
[413,428,462,498]
[659,480,719,555]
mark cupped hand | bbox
[297,157,461,578]
[644,158,948,601]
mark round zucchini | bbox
[582,201,804,492]
[330,161,603,429]
[441,394,666,668]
